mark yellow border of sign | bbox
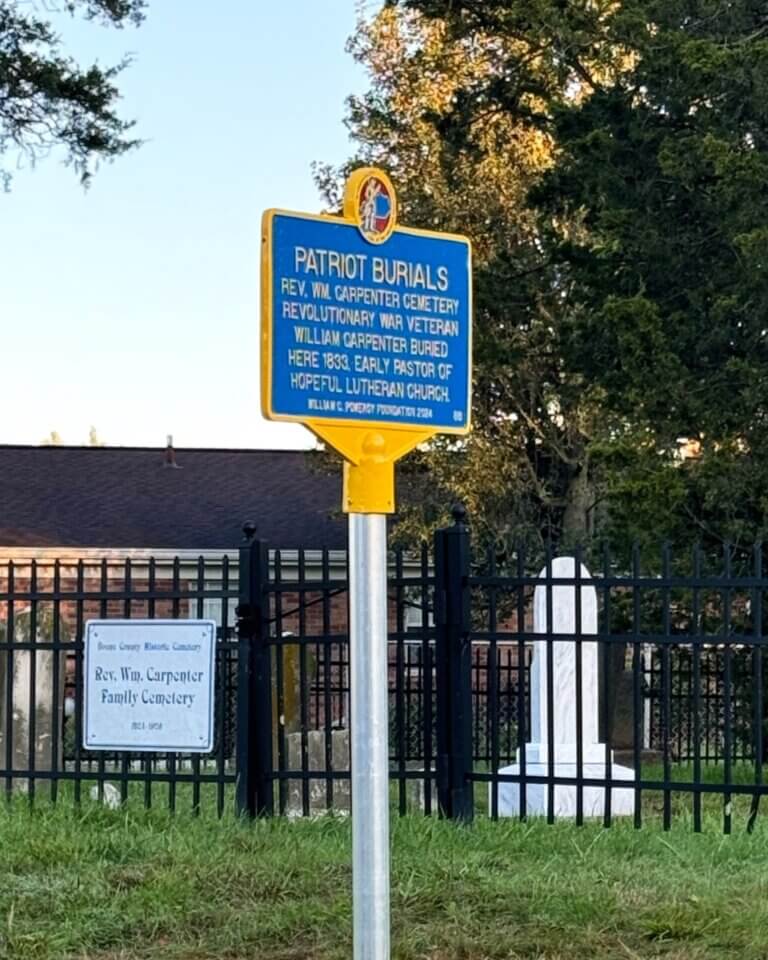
[260,210,473,437]
[261,172,473,513]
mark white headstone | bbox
[0,609,66,797]
[493,557,635,818]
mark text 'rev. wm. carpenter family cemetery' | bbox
[84,621,216,753]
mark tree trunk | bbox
[561,463,638,755]
[561,463,594,545]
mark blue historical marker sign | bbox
[262,209,472,433]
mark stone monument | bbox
[494,557,635,818]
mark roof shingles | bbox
[0,445,345,550]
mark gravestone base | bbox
[494,745,635,818]
[89,782,121,809]
[613,748,663,769]
[283,737,434,817]
[401,762,434,812]
[285,729,350,817]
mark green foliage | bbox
[319,6,609,563]
[0,0,146,189]
[371,0,768,559]
[530,0,768,553]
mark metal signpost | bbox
[262,167,472,960]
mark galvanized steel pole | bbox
[349,512,390,960]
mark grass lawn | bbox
[1,798,768,960]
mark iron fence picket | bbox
[1,529,768,833]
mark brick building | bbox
[0,441,434,747]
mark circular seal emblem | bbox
[343,167,398,245]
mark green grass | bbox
[1,798,768,959]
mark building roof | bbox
[0,444,346,551]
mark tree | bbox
[319,3,621,559]
[376,0,768,560]
[527,0,768,557]
[0,0,145,189]
[39,427,106,446]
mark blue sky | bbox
[1,1,374,449]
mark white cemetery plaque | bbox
[84,620,216,752]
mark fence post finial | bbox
[451,503,467,528]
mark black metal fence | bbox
[0,556,239,813]
[646,644,757,764]
[2,515,767,832]
[239,515,768,833]
[466,537,768,834]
